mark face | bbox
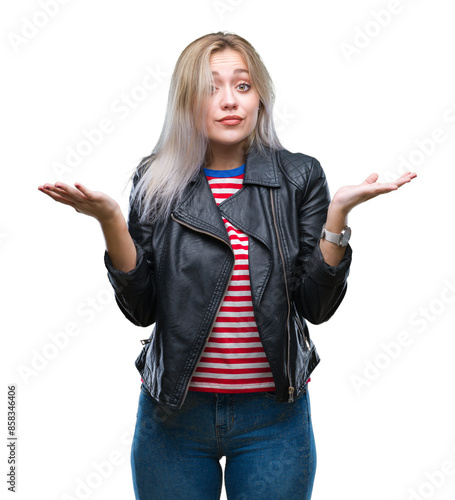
[204,48,260,149]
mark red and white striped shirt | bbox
[186,164,276,393]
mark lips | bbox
[218,115,243,122]
[218,115,243,125]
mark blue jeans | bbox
[131,383,316,499]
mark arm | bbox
[319,204,349,266]
[38,166,157,327]
[294,158,353,325]
[293,157,416,325]
[103,166,157,327]
[100,209,137,273]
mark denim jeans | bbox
[131,383,316,499]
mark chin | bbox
[211,131,252,144]
[212,138,248,147]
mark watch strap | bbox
[321,223,351,247]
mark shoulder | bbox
[274,148,326,195]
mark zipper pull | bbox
[140,339,152,345]
[288,386,295,403]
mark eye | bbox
[237,82,251,91]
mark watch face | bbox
[341,227,351,246]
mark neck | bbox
[205,140,247,170]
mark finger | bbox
[394,172,417,184]
[362,173,379,185]
[74,182,93,199]
[364,185,398,197]
[38,186,77,207]
[53,182,89,201]
[39,184,68,195]
[391,174,417,188]
[40,181,72,189]
[376,185,398,192]
[40,184,76,199]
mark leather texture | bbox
[104,145,353,410]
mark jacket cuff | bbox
[305,239,353,287]
[104,242,151,296]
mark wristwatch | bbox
[320,224,351,247]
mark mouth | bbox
[218,115,244,126]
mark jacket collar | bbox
[242,145,280,187]
[171,144,281,245]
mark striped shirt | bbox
[186,163,276,394]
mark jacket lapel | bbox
[218,145,280,247]
[171,169,232,245]
[172,145,282,308]
[172,145,281,245]
[219,147,281,307]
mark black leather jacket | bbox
[104,145,353,410]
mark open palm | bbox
[37,181,121,224]
[331,171,417,215]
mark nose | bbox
[219,87,238,110]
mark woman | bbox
[38,32,416,499]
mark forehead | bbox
[209,49,249,76]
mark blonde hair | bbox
[129,31,283,225]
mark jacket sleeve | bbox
[293,157,353,325]
[103,164,157,327]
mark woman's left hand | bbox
[330,171,417,215]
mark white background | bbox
[2,1,455,499]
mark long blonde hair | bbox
[129,31,283,225]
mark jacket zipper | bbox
[294,311,311,350]
[170,213,235,410]
[269,189,294,403]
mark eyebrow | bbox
[211,68,249,76]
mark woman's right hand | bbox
[38,181,121,224]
